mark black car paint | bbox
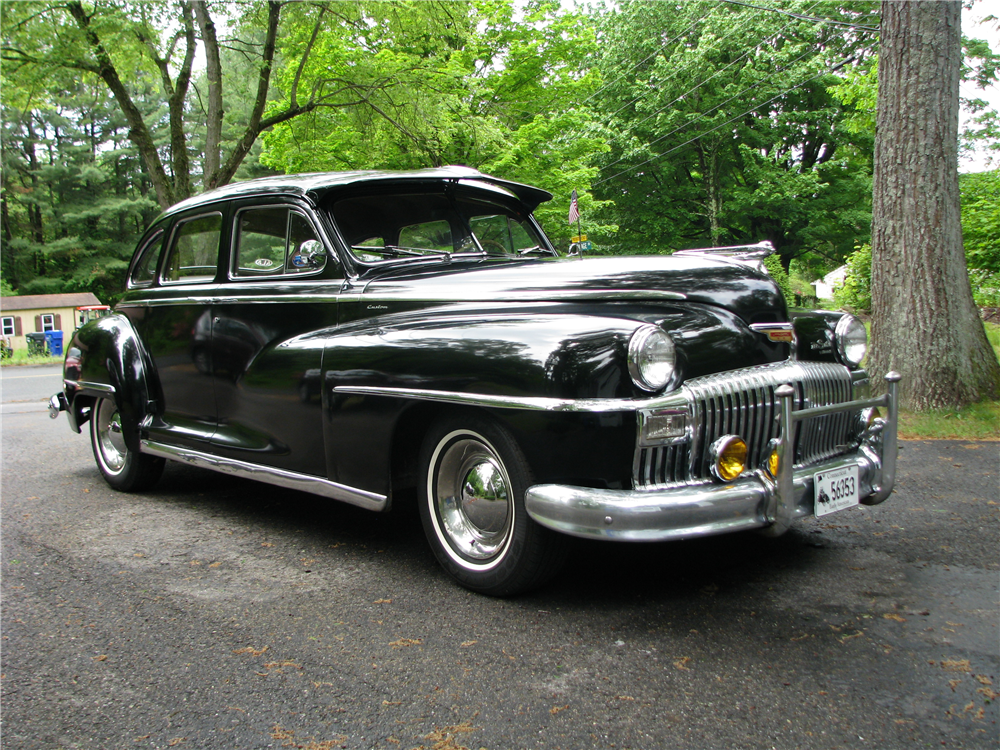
[64,174,817,508]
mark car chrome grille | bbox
[635,361,862,489]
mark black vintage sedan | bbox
[50,167,900,595]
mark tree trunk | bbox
[869,0,999,409]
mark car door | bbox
[206,199,340,477]
[120,209,226,449]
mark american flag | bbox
[568,189,580,224]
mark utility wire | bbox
[579,2,714,107]
[720,0,879,32]
[606,0,822,124]
[598,43,820,175]
[593,62,846,187]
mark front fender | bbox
[64,314,157,453]
[316,312,642,496]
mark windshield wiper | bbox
[517,246,555,257]
[352,244,450,259]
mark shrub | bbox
[834,243,872,313]
[762,253,795,308]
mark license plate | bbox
[814,465,859,517]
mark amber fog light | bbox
[709,435,747,482]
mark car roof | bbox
[159,166,553,220]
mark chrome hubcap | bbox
[96,400,127,473]
[432,435,512,562]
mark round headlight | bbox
[628,325,676,392]
[835,314,867,367]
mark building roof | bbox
[0,292,103,312]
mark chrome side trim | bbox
[332,384,687,413]
[119,289,686,308]
[140,440,388,512]
[65,379,116,396]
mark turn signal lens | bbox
[710,435,747,482]
[767,449,780,477]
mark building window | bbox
[41,314,55,332]
[1,317,13,336]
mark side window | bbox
[235,208,287,276]
[470,214,536,253]
[129,229,165,286]
[233,207,327,278]
[163,213,223,284]
[1,317,15,336]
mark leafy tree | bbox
[870,0,998,409]
[588,0,878,267]
[1,62,159,301]
[1,0,389,208]
[259,1,613,250]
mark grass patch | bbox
[0,349,63,367]
[899,399,1000,441]
[898,321,999,440]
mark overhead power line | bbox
[597,44,819,175]
[719,0,880,32]
[579,2,714,107]
[606,0,823,122]
[593,62,847,187]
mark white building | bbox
[811,266,848,301]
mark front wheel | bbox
[418,413,567,596]
[89,397,164,492]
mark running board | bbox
[140,440,388,512]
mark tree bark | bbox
[192,0,223,189]
[870,0,999,409]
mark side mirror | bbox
[290,239,327,270]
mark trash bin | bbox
[44,330,64,357]
[26,332,48,356]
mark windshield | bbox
[330,191,553,263]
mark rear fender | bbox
[64,314,157,453]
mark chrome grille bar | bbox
[635,361,862,489]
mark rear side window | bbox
[129,229,165,286]
[233,207,327,278]
[162,213,223,284]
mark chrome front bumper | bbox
[525,371,900,542]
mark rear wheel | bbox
[418,413,567,596]
[89,397,164,492]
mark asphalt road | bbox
[2,365,998,749]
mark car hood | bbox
[356,254,786,323]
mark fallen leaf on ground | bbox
[389,638,422,648]
[940,659,972,673]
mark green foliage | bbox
[259,1,611,249]
[969,269,1000,307]
[960,169,1000,272]
[762,253,794,308]
[589,0,878,265]
[828,55,877,136]
[834,243,872,313]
